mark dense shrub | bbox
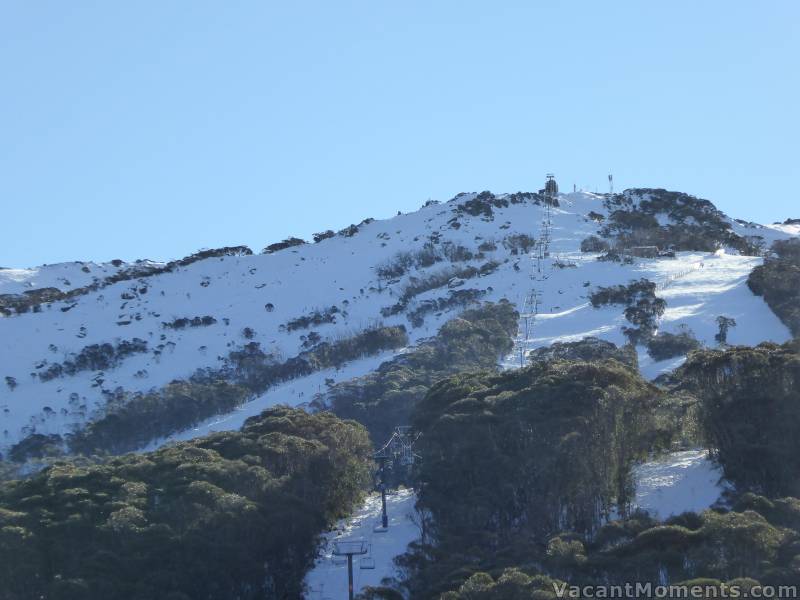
[590,279,657,307]
[439,569,564,600]
[162,315,217,329]
[590,279,665,344]
[528,337,638,369]
[69,380,250,454]
[402,359,682,597]
[7,433,64,462]
[376,242,479,280]
[382,263,498,318]
[748,238,800,336]
[676,340,800,497]
[580,235,611,253]
[0,407,372,600]
[37,338,149,381]
[407,289,486,327]
[503,233,536,255]
[313,229,336,243]
[285,305,340,331]
[320,301,518,443]
[646,328,701,360]
[431,494,800,599]
[262,236,306,254]
[599,189,760,255]
[69,326,408,454]
[456,191,509,218]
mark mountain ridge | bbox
[1,187,796,459]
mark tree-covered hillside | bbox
[393,341,800,599]
[0,407,371,600]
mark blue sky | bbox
[2,1,798,267]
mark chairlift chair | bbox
[360,543,376,569]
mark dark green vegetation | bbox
[528,336,638,369]
[0,407,372,600]
[262,236,306,253]
[68,381,251,456]
[580,235,610,253]
[748,238,800,336]
[402,340,800,599]
[407,289,487,328]
[161,315,217,329]
[401,358,688,598]
[37,338,149,382]
[318,301,518,443]
[16,326,408,458]
[502,234,537,255]
[590,279,666,344]
[452,190,554,221]
[600,189,764,255]
[676,340,800,497]
[376,242,480,280]
[646,327,701,361]
[381,261,499,318]
[714,315,737,346]
[284,305,340,331]
[435,495,800,599]
[438,570,564,600]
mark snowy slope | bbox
[0,260,155,295]
[0,189,796,454]
[632,449,727,518]
[304,488,418,599]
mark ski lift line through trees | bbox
[331,541,369,600]
[373,426,421,530]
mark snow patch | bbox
[632,449,727,519]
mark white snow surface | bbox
[0,260,163,295]
[632,449,726,519]
[0,190,796,453]
[304,488,418,599]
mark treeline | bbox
[0,407,372,600]
[748,238,800,336]
[13,325,408,458]
[394,340,800,599]
[400,357,687,597]
[316,301,518,444]
[675,339,800,497]
[437,494,800,599]
[599,189,763,255]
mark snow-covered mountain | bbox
[0,188,796,457]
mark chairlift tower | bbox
[519,289,540,366]
[373,426,421,530]
[332,540,369,600]
[608,174,614,196]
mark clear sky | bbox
[2,1,798,268]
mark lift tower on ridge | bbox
[519,173,559,366]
